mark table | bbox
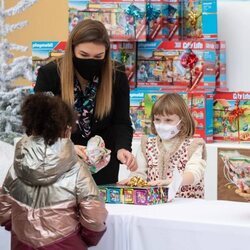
[1,199,250,250]
[91,199,250,250]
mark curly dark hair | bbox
[21,93,75,145]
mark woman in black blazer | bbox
[34,19,137,185]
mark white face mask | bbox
[154,120,181,140]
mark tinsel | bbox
[125,4,144,22]
[146,3,161,22]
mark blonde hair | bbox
[59,19,112,119]
[151,93,195,137]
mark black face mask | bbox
[73,57,104,81]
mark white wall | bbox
[218,0,250,91]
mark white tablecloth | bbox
[91,199,250,250]
[1,198,250,249]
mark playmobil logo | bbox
[130,93,144,98]
[32,43,55,49]
[233,93,250,100]
[139,42,160,49]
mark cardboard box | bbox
[68,0,146,41]
[137,40,216,91]
[111,42,137,88]
[99,184,168,205]
[32,41,66,83]
[213,92,250,142]
[181,0,217,40]
[146,0,182,41]
[215,41,227,91]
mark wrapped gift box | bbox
[99,184,168,205]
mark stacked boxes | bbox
[99,185,168,205]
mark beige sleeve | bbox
[184,144,206,185]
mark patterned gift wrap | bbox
[99,185,168,205]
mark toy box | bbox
[146,0,181,41]
[215,41,227,91]
[68,0,146,41]
[99,184,168,205]
[32,41,66,83]
[130,87,213,142]
[137,40,216,91]
[181,0,217,40]
[213,92,250,142]
[188,91,214,143]
[111,42,136,88]
[130,87,165,137]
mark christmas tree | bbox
[0,0,38,144]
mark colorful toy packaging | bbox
[32,41,66,83]
[215,41,227,91]
[137,40,216,91]
[213,92,250,142]
[111,42,136,88]
[130,87,165,137]
[181,0,217,40]
[130,87,214,142]
[99,184,168,205]
[188,91,214,143]
[146,0,182,41]
[68,0,147,41]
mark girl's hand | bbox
[148,179,172,186]
[74,145,88,161]
[117,149,138,172]
[117,178,131,185]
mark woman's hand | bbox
[74,145,88,161]
[117,149,138,172]
[148,179,172,186]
